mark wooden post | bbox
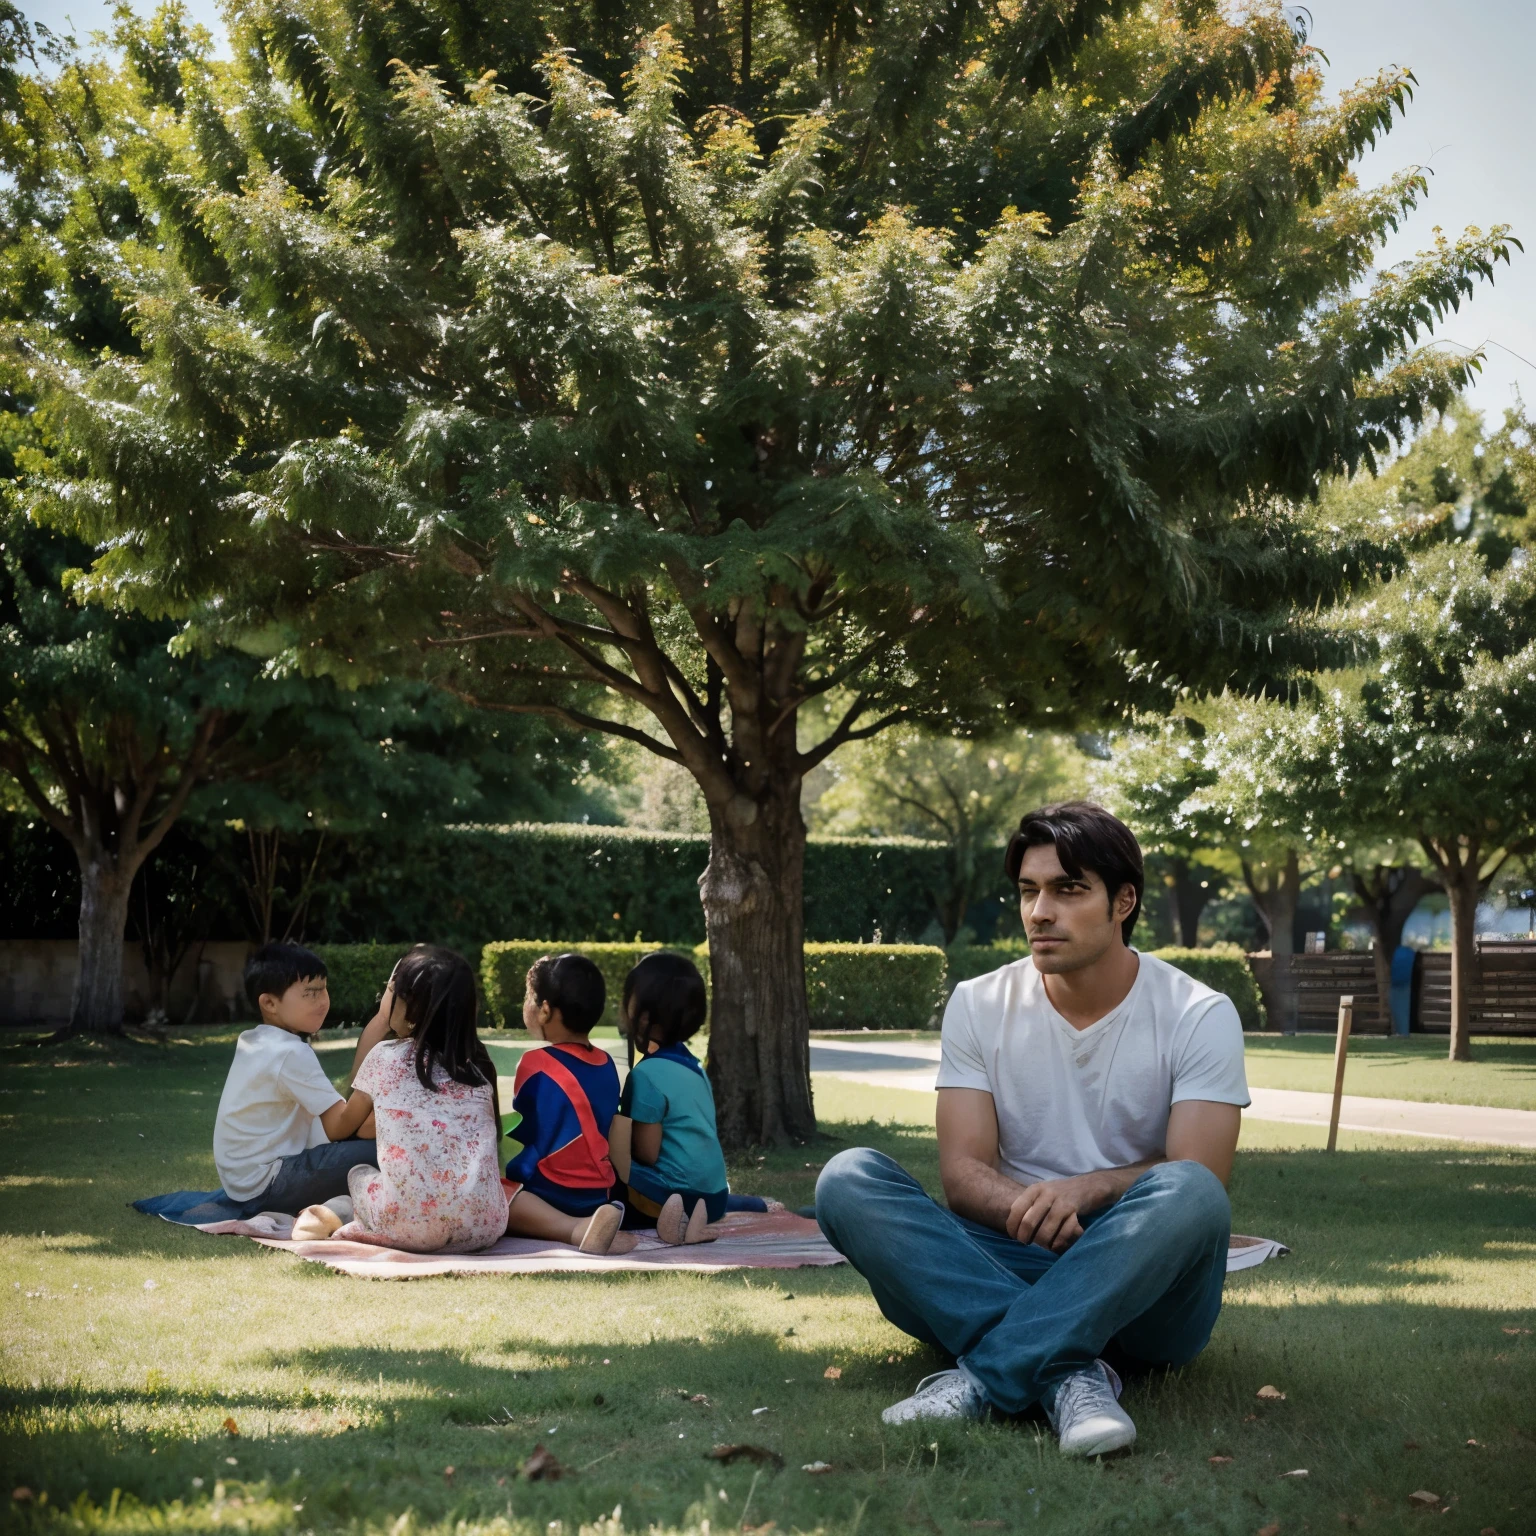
[1326,994,1354,1153]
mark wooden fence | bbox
[1248,939,1536,1035]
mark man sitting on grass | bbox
[816,802,1248,1457]
[213,943,378,1217]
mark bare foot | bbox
[655,1192,687,1245]
[292,1204,343,1241]
[576,1202,625,1254]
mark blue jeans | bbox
[234,1139,379,1218]
[816,1148,1230,1414]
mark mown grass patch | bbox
[0,1031,1532,1535]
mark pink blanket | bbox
[192,1208,849,1278]
[184,1207,1289,1281]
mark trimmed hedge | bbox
[312,943,411,1025]
[313,935,1263,1034]
[803,943,948,1030]
[481,941,671,1030]
[0,814,1018,951]
[1151,945,1265,1031]
[946,941,1032,987]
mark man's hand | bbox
[1005,1173,1113,1251]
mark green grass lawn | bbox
[2,1030,1533,1536]
[1243,1035,1536,1111]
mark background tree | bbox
[1094,724,1234,948]
[809,728,1088,942]
[1311,542,1536,1061]
[18,0,1512,1137]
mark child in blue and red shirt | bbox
[504,953,635,1254]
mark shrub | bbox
[1150,944,1265,1030]
[802,943,949,1030]
[945,941,1032,987]
[480,941,674,1030]
[311,944,411,1025]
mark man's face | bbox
[1016,842,1133,975]
[260,975,331,1035]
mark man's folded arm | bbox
[938,1089,1241,1254]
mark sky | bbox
[16,0,1536,424]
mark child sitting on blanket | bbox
[213,943,377,1219]
[503,953,635,1256]
[298,946,510,1254]
[608,951,752,1246]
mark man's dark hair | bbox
[243,942,328,1009]
[622,950,708,1053]
[1003,801,1144,944]
[526,952,607,1034]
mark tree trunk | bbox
[1245,849,1301,1034]
[68,850,136,1036]
[1353,865,1434,1028]
[701,782,816,1149]
[1170,857,1210,948]
[1444,861,1480,1064]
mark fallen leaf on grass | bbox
[223,1418,239,1438]
[1257,1385,1286,1401]
[12,1489,33,1504]
[1408,1490,1441,1509]
[1501,1327,1530,1337]
[708,1444,783,1468]
[1465,1439,1480,1448]
[823,1367,842,1380]
[1257,1524,1281,1536]
[520,1445,568,1482]
[1480,1527,1501,1535]
[442,1467,454,1482]
[742,1524,776,1535]
[1209,1456,1234,1466]
[1280,1469,1309,1479]
[801,1461,833,1474]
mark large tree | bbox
[16,0,1512,1138]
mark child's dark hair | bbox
[526,953,606,1035]
[391,946,499,1122]
[623,951,707,1053]
[244,943,327,1010]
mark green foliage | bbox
[1152,945,1265,1031]
[18,0,1511,852]
[0,816,985,949]
[945,941,1033,987]
[802,944,949,1030]
[310,943,411,1025]
[481,940,666,1031]
[809,729,1090,941]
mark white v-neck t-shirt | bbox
[936,952,1249,1185]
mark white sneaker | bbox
[1046,1360,1135,1457]
[881,1369,986,1426]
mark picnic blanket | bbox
[141,1203,847,1276]
[135,1191,1288,1279]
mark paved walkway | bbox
[806,1038,1536,1150]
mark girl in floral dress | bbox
[335,946,509,1254]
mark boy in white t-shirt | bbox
[817,803,1250,1458]
[213,944,377,1216]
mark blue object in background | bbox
[1389,945,1417,1035]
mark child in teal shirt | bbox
[609,951,739,1245]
